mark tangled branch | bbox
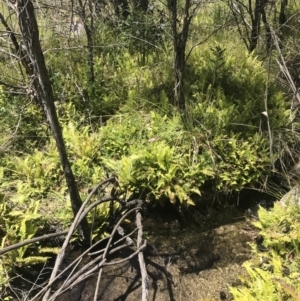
[2,177,149,301]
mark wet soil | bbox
[55,205,259,301]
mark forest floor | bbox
[54,203,259,301]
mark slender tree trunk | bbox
[226,0,251,51]
[11,0,90,242]
[168,0,193,113]
[227,0,271,53]
[78,0,95,84]
[279,0,288,26]
[249,0,267,52]
[173,36,186,112]
[261,5,272,53]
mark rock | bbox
[279,186,300,207]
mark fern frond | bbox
[17,256,50,265]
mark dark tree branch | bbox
[0,230,69,256]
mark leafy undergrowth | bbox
[230,201,300,301]
[0,109,272,294]
[100,109,273,201]
[0,37,295,297]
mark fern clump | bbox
[230,202,300,301]
[99,110,271,202]
[0,199,58,295]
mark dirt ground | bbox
[55,205,259,301]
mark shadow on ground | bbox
[56,205,258,301]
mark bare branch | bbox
[43,207,141,301]
[0,229,69,256]
[271,30,300,106]
[136,210,149,301]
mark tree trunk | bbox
[261,5,272,53]
[78,0,95,84]
[13,0,90,242]
[249,0,262,52]
[174,36,186,112]
[279,0,288,26]
[168,0,193,113]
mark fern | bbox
[230,261,278,301]
[273,279,300,301]
[231,201,300,301]
[16,256,50,266]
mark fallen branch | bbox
[42,177,116,301]
[40,207,142,301]
[0,230,68,256]
[136,209,149,301]
[3,175,151,301]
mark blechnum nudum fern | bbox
[99,109,273,203]
[230,202,300,301]
[0,199,59,291]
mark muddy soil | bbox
[55,205,259,301]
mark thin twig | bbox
[93,267,103,301]
[264,48,274,168]
[271,30,300,106]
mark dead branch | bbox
[42,177,116,301]
[271,30,300,106]
[93,267,103,301]
[3,174,151,301]
[136,209,149,301]
[0,230,69,256]
[43,207,142,301]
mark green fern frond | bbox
[17,256,50,265]
[273,278,300,301]
[39,247,60,255]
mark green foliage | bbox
[49,50,131,118]
[0,120,105,222]
[100,111,214,203]
[214,133,270,192]
[188,44,289,136]
[0,199,55,292]
[1,201,45,262]
[0,1,298,298]
[254,202,300,255]
[231,260,279,301]
[0,120,108,291]
[0,87,47,156]
[99,110,271,201]
[231,202,300,301]
[62,122,104,186]
[105,141,202,204]
[118,6,165,61]
[90,201,120,241]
